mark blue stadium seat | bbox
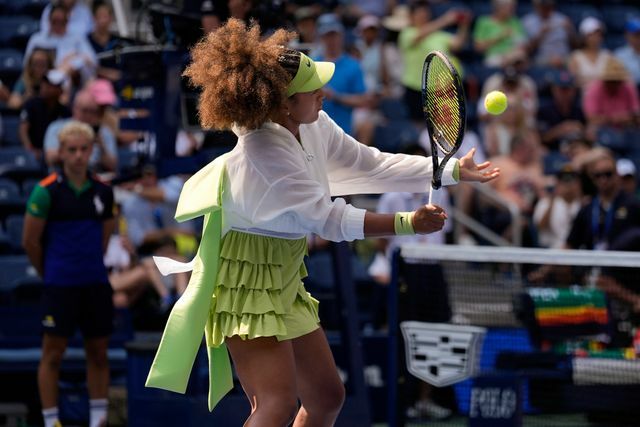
[469,1,493,19]
[378,98,409,121]
[0,229,11,256]
[372,120,419,153]
[0,255,38,293]
[7,0,48,19]
[1,114,21,147]
[605,33,628,51]
[0,147,38,168]
[557,4,603,29]
[602,5,639,34]
[0,179,21,202]
[0,16,39,51]
[21,177,39,198]
[5,215,24,253]
[0,49,24,88]
[0,178,25,221]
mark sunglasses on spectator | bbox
[592,170,615,180]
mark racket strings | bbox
[423,58,462,154]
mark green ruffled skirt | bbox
[205,230,320,347]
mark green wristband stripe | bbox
[394,212,415,235]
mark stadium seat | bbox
[0,255,38,293]
[602,5,639,34]
[378,98,409,121]
[0,231,11,256]
[0,49,24,89]
[5,215,24,254]
[372,120,419,153]
[6,0,48,19]
[468,1,492,18]
[21,178,39,198]
[1,114,21,147]
[0,147,38,169]
[0,16,39,51]
[0,179,21,202]
[0,178,25,222]
[557,4,603,29]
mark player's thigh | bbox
[291,328,344,405]
[225,335,297,401]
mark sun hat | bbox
[601,58,629,82]
[382,5,410,32]
[281,50,335,97]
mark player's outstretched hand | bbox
[458,148,500,183]
[413,204,448,234]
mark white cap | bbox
[617,158,636,177]
[357,15,380,31]
[579,17,603,35]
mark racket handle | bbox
[428,185,433,205]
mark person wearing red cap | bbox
[146,19,499,426]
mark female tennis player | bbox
[146,18,499,427]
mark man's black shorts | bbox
[41,285,114,338]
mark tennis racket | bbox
[421,50,466,205]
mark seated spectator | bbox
[479,52,539,156]
[566,149,640,251]
[486,130,546,244]
[582,57,640,146]
[398,1,471,124]
[537,69,585,151]
[614,17,640,88]
[380,6,407,100]
[597,228,640,346]
[199,0,223,36]
[533,164,582,248]
[44,89,117,173]
[118,164,195,255]
[352,15,388,146]
[40,0,94,36]
[25,4,97,87]
[568,17,612,89]
[87,1,126,54]
[291,6,320,55]
[313,13,369,137]
[522,0,576,67]
[472,0,527,67]
[8,48,54,110]
[19,70,71,162]
[106,234,188,311]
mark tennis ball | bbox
[484,90,508,115]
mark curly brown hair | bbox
[184,19,297,130]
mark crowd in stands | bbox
[0,0,639,424]
[0,0,638,359]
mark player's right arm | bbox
[23,184,50,277]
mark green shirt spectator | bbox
[399,29,453,91]
[473,15,526,66]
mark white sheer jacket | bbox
[222,111,459,242]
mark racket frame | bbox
[421,50,467,192]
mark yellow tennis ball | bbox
[484,90,508,115]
